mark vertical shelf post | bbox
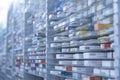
[113,0,120,80]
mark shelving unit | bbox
[6,4,14,80]
[5,0,120,80]
[5,1,25,80]
[47,0,117,80]
[12,1,25,80]
[24,0,46,80]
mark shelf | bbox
[49,48,114,54]
[50,31,113,43]
[49,69,115,79]
[49,73,73,79]
[49,58,114,61]
[27,58,46,60]
[51,40,113,48]
[48,63,114,70]
[24,71,45,78]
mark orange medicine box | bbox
[66,66,72,71]
[82,76,102,80]
[94,24,112,30]
[101,43,111,48]
[90,76,102,80]
[41,60,45,64]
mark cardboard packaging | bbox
[73,54,83,59]
[55,66,63,70]
[70,48,79,52]
[94,24,112,30]
[82,75,102,80]
[94,68,101,75]
[72,73,81,79]
[50,71,61,75]
[62,42,70,47]
[72,61,84,65]
[59,61,72,65]
[101,69,110,76]
[66,66,72,71]
[101,43,111,48]
[84,61,102,66]
[102,61,114,67]
[50,43,61,47]
[56,54,73,59]
[107,52,114,58]
[83,52,107,59]
[110,70,115,77]
[62,48,70,52]
[72,67,93,73]
[41,60,45,64]
[89,76,102,80]
[55,66,72,71]
[79,45,100,50]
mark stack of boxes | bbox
[25,34,46,75]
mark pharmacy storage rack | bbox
[47,0,120,80]
[5,0,120,80]
[6,0,47,80]
[12,1,25,80]
[5,1,25,80]
[24,0,46,80]
[6,3,14,80]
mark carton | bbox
[94,68,101,75]
[70,48,79,52]
[110,70,115,77]
[72,67,93,73]
[83,52,107,59]
[101,43,111,48]
[82,75,102,80]
[62,42,70,47]
[73,54,83,59]
[62,48,70,52]
[102,61,114,67]
[56,54,73,59]
[79,45,100,50]
[72,61,84,65]
[84,61,102,66]
[59,61,72,65]
[41,60,45,64]
[65,66,72,71]
[101,69,110,76]
[107,52,114,58]
[94,24,112,30]
[89,76,102,80]
[55,66,63,70]
[72,73,81,79]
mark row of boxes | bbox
[72,68,115,77]
[60,44,112,52]
[26,63,45,67]
[54,36,68,41]
[94,69,115,77]
[56,52,114,59]
[58,60,114,67]
[70,75,114,80]
[29,56,45,59]
[51,36,113,48]
[55,66,72,71]
[82,76,102,80]
[51,42,113,52]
